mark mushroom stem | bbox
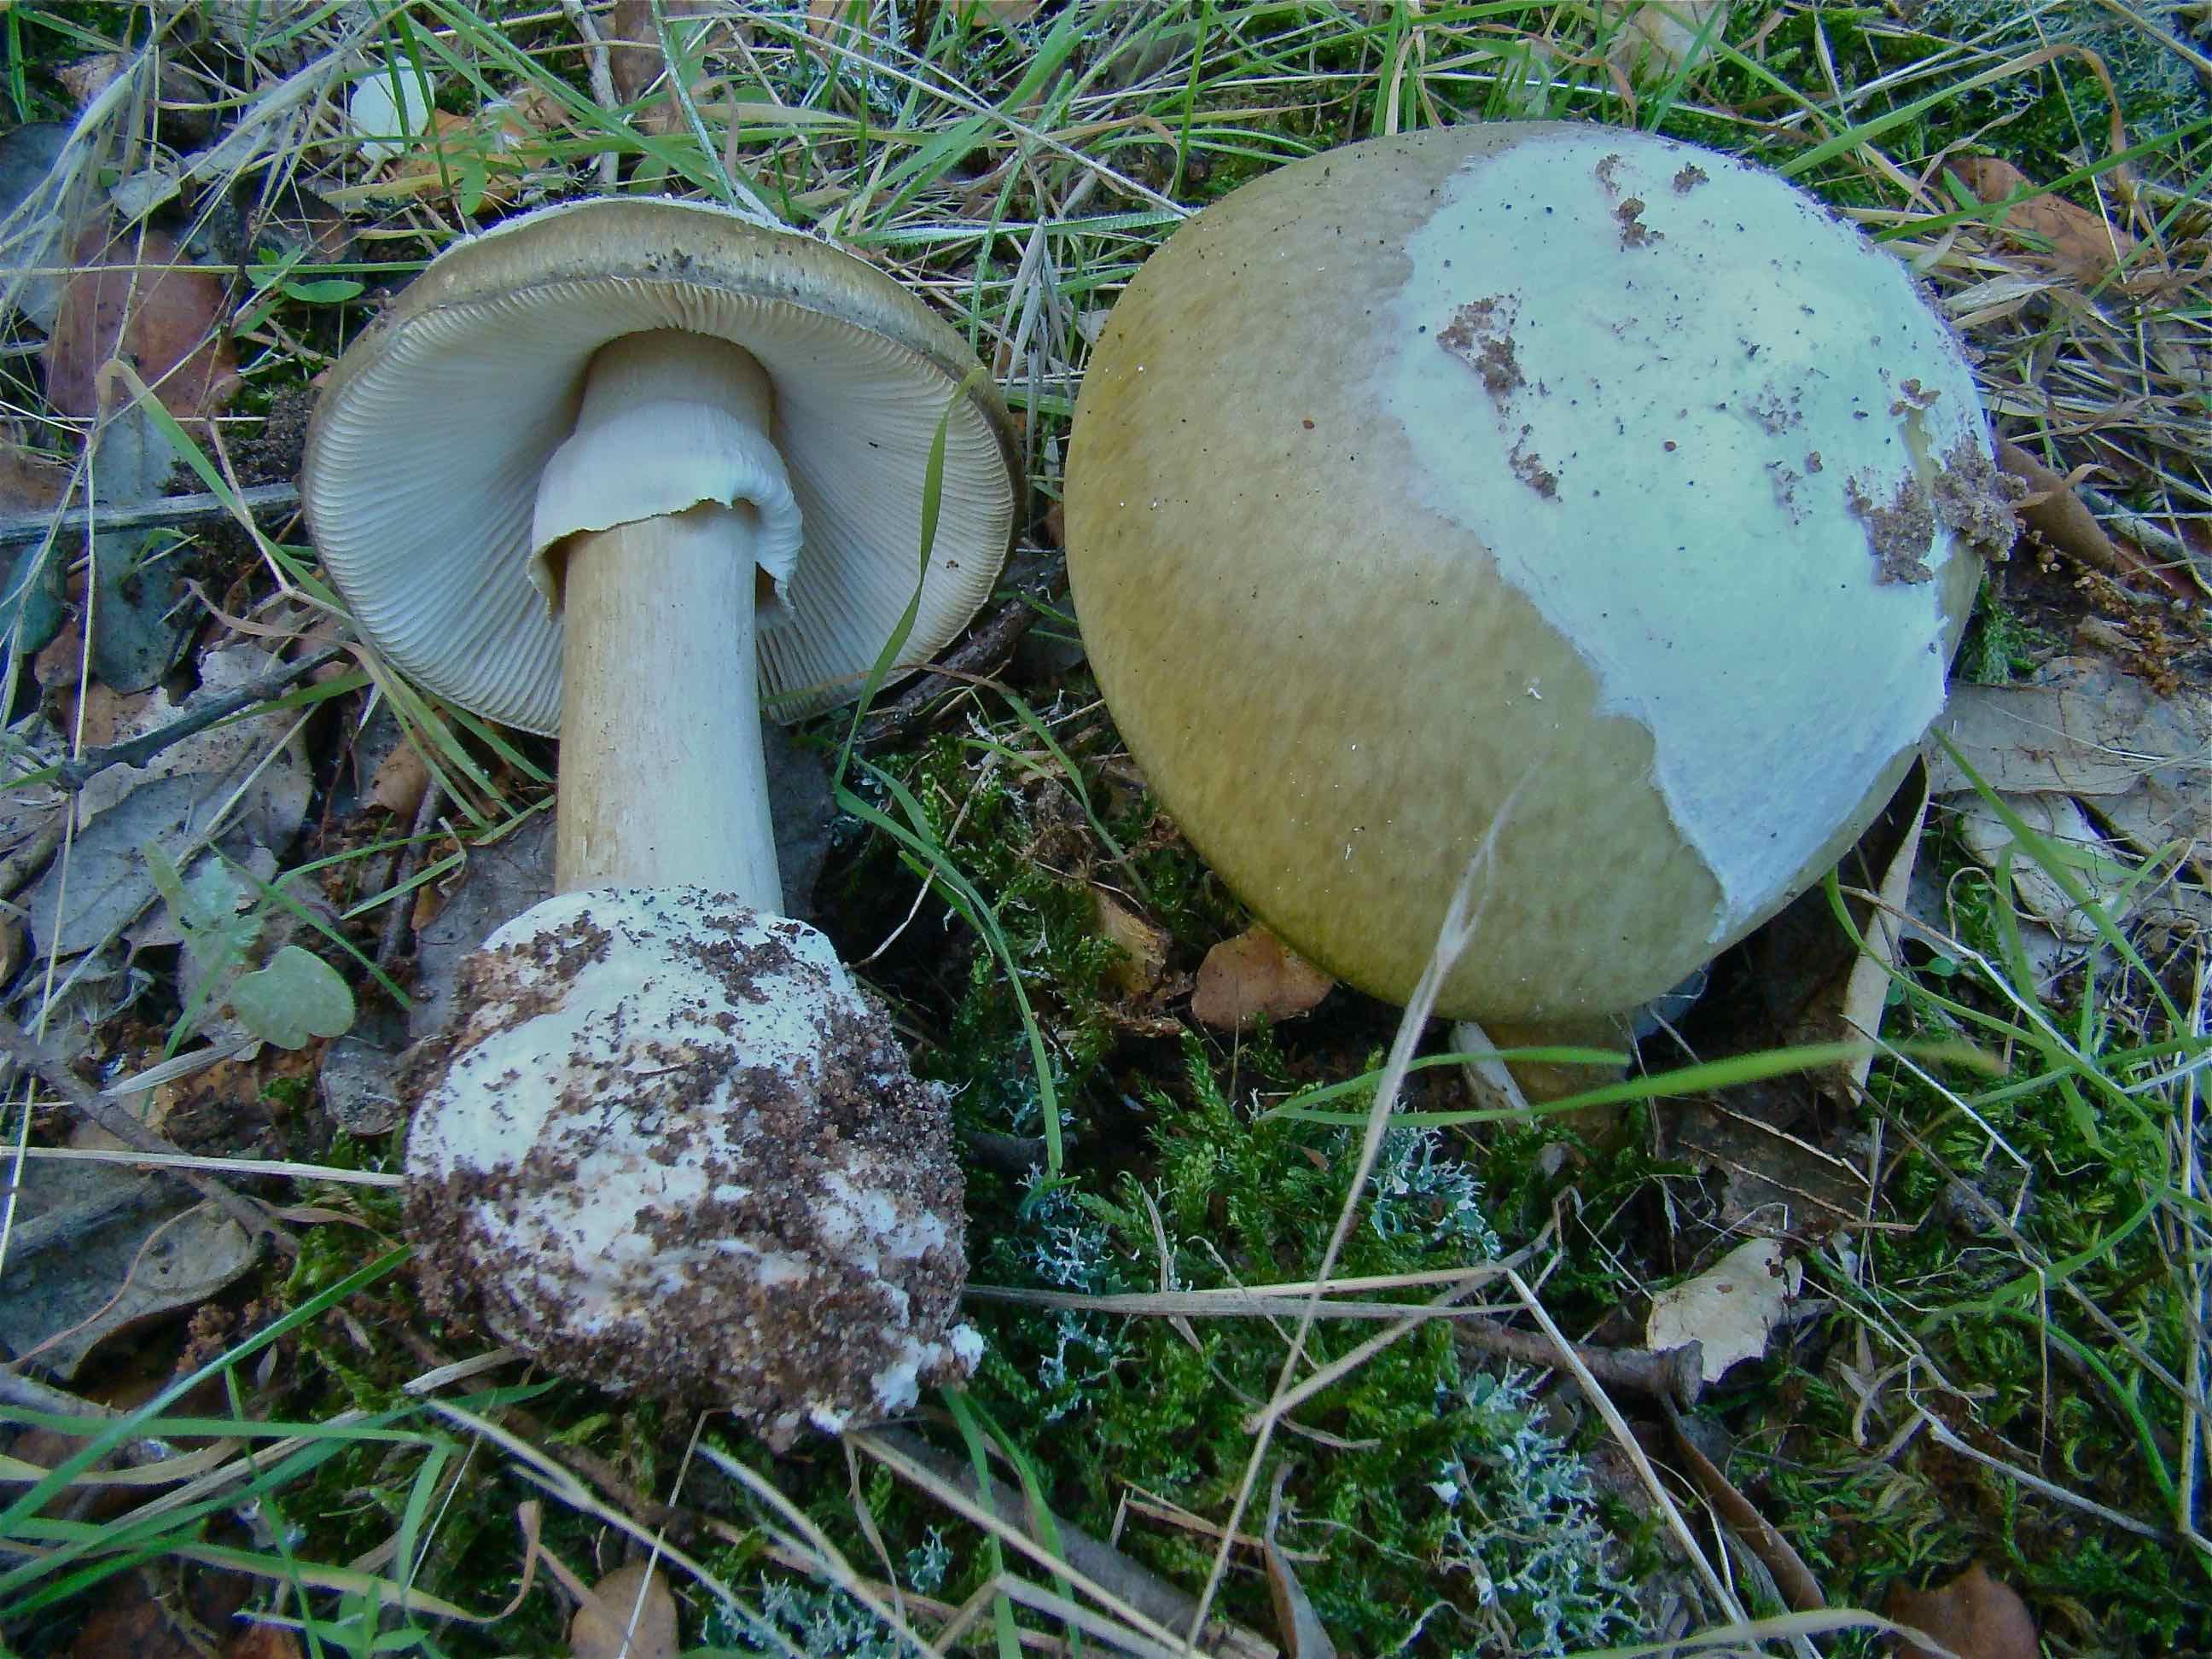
[535,329,801,907]
[556,507,779,905]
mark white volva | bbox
[1385,127,1985,938]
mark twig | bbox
[376,776,445,970]
[1461,1315,1706,1410]
[0,483,300,550]
[557,0,622,190]
[0,1011,292,1254]
[856,553,1068,754]
[1662,1401,1827,1612]
[50,641,346,791]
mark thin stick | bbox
[0,482,301,549]
[50,642,346,791]
[0,1011,293,1251]
[556,0,622,189]
[377,775,446,969]
[856,555,1066,754]
[1456,1315,1705,1407]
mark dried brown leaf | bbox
[0,445,71,514]
[1947,156,2139,288]
[1994,442,2123,573]
[1955,791,2133,942]
[1093,885,1168,997]
[1263,1539,1336,1659]
[44,223,239,425]
[227,1627,304,1659]
[1930,655,2209,877]
[367,737,431,819]
[1832,765,1927,1091]
[568,1563,678,1659]
[380,94,563,208]
[608,0,662,106]
[1191,924,1333,1029]
[1887,1563,2037,1659]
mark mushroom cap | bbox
[304,197,1022,733]
[1066,123,2013,1025]
[402,886,976,1439]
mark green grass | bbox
[0,1,2208,1654]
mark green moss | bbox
[948,1038,1633,1652]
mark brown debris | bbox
[1615,196,1659,247]
[1509,427,1559,500]
[1887,1563,2038,1659]
[1845,471,1938,584]
[1930,438,2023,561]
[1436,296,1525,405]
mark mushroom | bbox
[1065,124,2015,1064]
[303,196,1019,1434]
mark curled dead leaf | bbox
[1947,155,2139,289]
[44,223,240,426]
[366,737,431,818]
[568,1563,678,1659]
[608,0,717,122]
[1093,885,1168,997]
[1887,1563,2037,1659]
[1994,442,2122,573]
[1191,924,1333,1030]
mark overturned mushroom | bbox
[304,197,1019,1434]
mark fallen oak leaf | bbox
[1887,1563,2037,1659]
[1946,155,2140,290]
[1192,923,1333,1030]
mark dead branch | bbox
[856,552,1068,754]
[1456,1318,1706,1411]
[0,482,300,550]
[50,641,346,792]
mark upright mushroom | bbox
[304,196,1018,1438]
[1066,124,2015,1062]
